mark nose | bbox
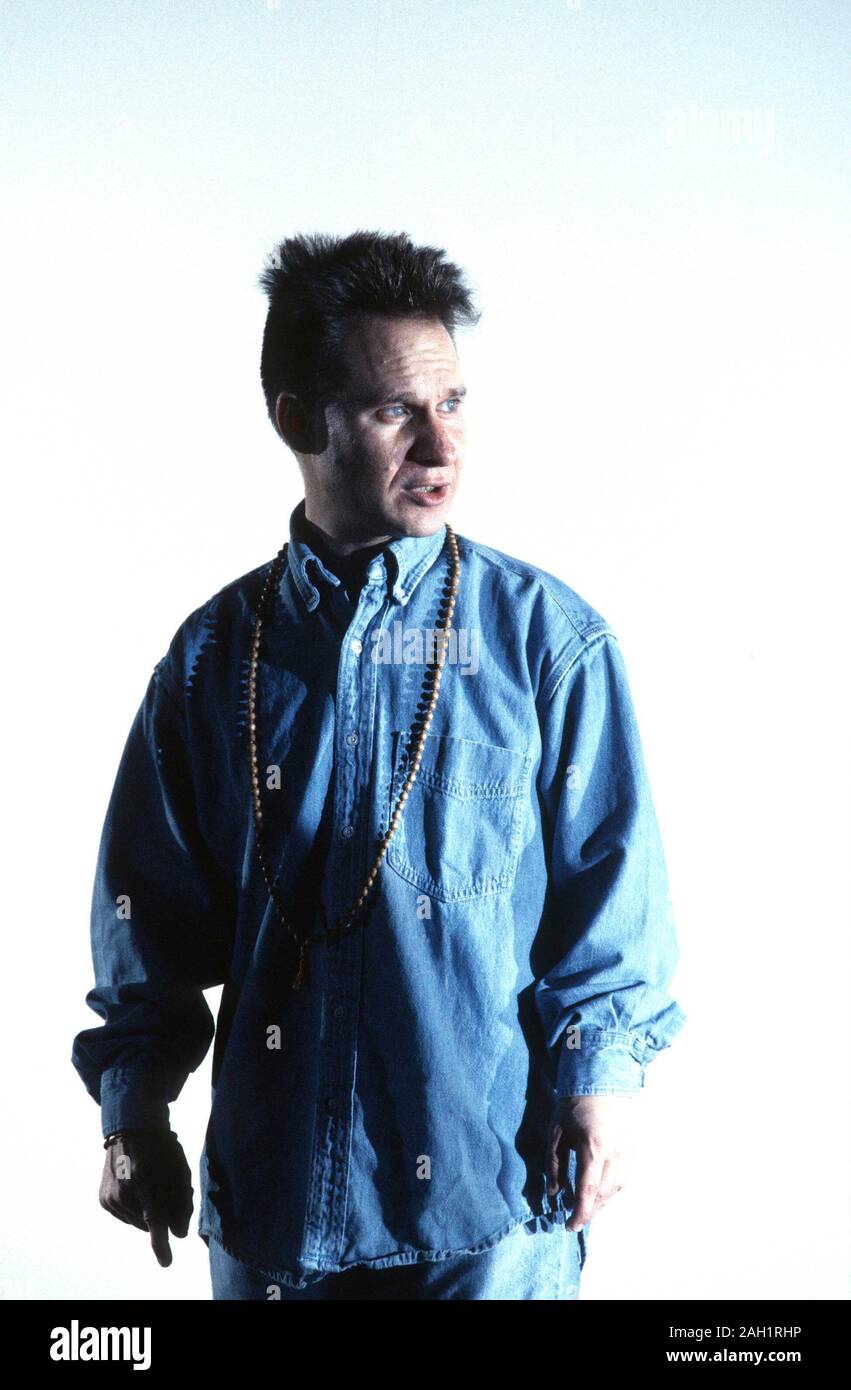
[407,410,460,467]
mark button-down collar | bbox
[285,498,447,612]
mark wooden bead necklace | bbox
[248,523,460,989]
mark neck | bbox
[302,509,392,558]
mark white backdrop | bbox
[2,0,848,1301]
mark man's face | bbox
[304,312,466,545]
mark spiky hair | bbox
[258,230,480,428]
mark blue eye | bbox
[378,397,463,422]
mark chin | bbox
[396,513,448,539]
[389,492,454,536]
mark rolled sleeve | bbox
[556,1026,687,1096]
[98,1063,172,1136]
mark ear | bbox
[275,391,329,456]
[275,392,307,448]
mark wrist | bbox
[103,1127,171,1149]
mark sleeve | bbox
[71,655,234,1137]
[534,629,687,1096]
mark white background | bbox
[2,0,848,1301]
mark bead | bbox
[250,528,459,974]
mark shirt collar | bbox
[284,498,448,613]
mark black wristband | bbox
[103,1127,172,1150]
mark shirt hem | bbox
[199,1199,571,1290]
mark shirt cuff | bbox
[98,1064,171,1137]
[555,1027,649,1096]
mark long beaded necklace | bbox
[247,523,460,989]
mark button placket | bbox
[303,583,385,1268]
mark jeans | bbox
[207,1219,588,1301]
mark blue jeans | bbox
[208,1219,588,1300]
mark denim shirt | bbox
[71,498,687,1288]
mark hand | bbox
[546,1094,638,1232]
[99,1129,193,1267]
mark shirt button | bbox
[342,825,355,839]
[350,638,363,655]
[346,731,359,745]
[334,1004,345,1021]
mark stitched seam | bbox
[415,769,527,798]
[543,627,614,705]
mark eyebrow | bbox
[361,384,468,407]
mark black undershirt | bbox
[299,515,391,601]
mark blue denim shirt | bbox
[72,498,686,1288]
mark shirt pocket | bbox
[385,730,533,903]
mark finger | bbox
[145,1218,173,1267]
[169,1187,193,1240]
[593,1156,625,1212]
[566,1143,605,1232]
[545,1122,563,1196]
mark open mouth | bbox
[402,482,450,506]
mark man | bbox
[72,230,687,1301]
